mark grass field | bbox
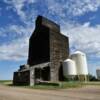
[0,80,12,85]
[0,80,100,90]
[29,82,83,90]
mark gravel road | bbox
[0,85,100,100]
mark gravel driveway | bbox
[0,85,100,100]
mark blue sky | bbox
[0,0,100,80]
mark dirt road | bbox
[0,85,100,100]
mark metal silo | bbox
[63,59,77,80]
[70,51,88,81]
[96,69,100,80]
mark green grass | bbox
[60,82,82,88]
[0,80,12,85]
[81,82,100,86]
[17,81,100,90]
[0,80,82,89]
[28,82,83,90]
[0,80,100,90]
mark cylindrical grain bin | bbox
[63,59,77,79]
[96,69,100,80]
[70,51,88,75]
[70,51,88,81]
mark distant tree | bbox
[88,74,98,81]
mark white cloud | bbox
[28,0,36,4]
[0,25,33,39]
[0,0,37,61]
[62,22,100,59]
[4,0,26,19]
[82,22,90,27]
[1,0,100,63]
[0,24,34,61]
[45,0,100,17]
[45,0,67,18]
[68,0,100,16]
[4,0,37,24]
[0,36,29,61]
